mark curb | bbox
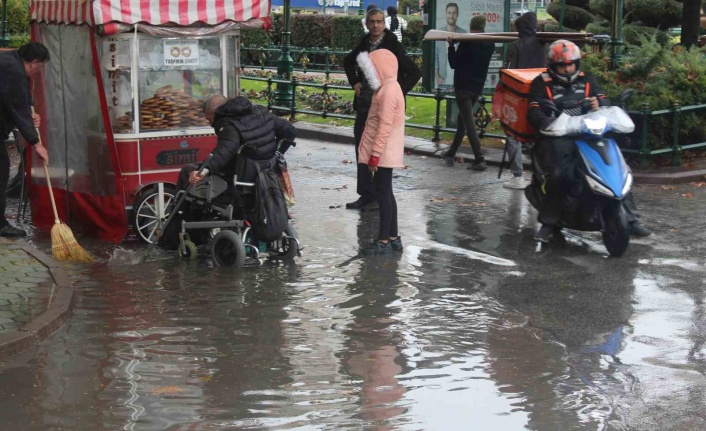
[0,240,75,361]
[294,121,702,184]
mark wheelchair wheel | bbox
[210,230,246,268]
[180,240,198,260]
[133,184,176,244]
[272,224,299,261]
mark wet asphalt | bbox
[1,138,706,430]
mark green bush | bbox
[624,0,681,28]
[583,35,706,151]
[623,24,670,45]
[241,27,272,48]
[7,0,30,36]
[547,2,595,30]
[9,34,30,48]
[588,0,614,22]
[402,16,424,50]
[331,14,365,50]
[291,14,333,48]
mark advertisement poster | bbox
[163,40,200,67]
[434,0,506,92]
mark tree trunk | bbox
[680,0,702,47]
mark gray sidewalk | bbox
[0,237,75,360]
[294,121,706,184]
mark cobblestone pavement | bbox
[0,237,54,334]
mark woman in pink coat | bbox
[357,48,406,255]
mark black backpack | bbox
[250,161,289,242]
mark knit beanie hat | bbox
[470,15,486,32]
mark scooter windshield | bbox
[541,106,635,137]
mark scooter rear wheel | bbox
[602,203,630,257]
[271,224,299,261]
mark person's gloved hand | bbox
[279,140,296,154]
[368,155,380,172]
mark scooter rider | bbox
[527,40,651,242]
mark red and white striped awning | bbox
[31,0,270,27]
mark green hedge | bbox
[624,0,682,28]
[583,35,706,151]
[547,2,595,30]
[9,34,30,48]
[331,15,365,50]
[291,14,333,48]
[6,0,30,36]
[241,13,423,50]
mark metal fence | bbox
[241,73,505,142]
[241,47,706,164]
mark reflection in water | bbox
[5,148,706,430]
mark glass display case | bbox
[101,33,239,136]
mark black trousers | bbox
[0,142,11,227]
[534,137,641,225]
[445,90,484,162]
[374,167,398,239]
[354,110,376,203]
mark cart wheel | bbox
[271,224,300,261]
[133,184,176,244]
[210,230,246,268]
[180,240,198,260]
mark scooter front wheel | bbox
[602,203,630,257]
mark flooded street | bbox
[1,139,706,430]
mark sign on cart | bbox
[163,40,200,66]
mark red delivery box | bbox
[492,68,546,143]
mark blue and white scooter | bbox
[525,93,636,256]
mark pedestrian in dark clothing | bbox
[177,95,296,190]
[502,12,545,189]
[441,15,494,171]
[343,8,421,211]
[0,42,51,237]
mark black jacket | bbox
[0,50,39,144]
[527,71,610,131]
[209,97,296,181]
[447,39,494,94]
[343,29,421,111]
[505,12,546,70]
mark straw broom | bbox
[42,163,93,262]
[34,121,94,262]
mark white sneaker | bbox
[503,176,530,190]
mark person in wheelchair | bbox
[177,94,296,192]
[527,40,651,242]
[160,95,296,256]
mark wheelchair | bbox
[156,156,301,268]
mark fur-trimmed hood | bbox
[356,49,399,91]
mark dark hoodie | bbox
[209,96,296,181]
[505,12,546,69]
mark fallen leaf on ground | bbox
[682,192,693,198]
[457,202,487,207]
[151,386,185,395]
[660,185,676,190]
[690,182,706,187]
[430,197,459,203]
[342,160,353,164]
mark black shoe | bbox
[468,160,488,171]
[361,239,393,256]
[534,224,554,243]
[0,224,27,237]
[360,201,379,212]
[345,198,369,210]
[442,152,455,167]
[629,221,652,237]
[390,236,403,252]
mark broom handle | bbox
[31,107,60,223]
